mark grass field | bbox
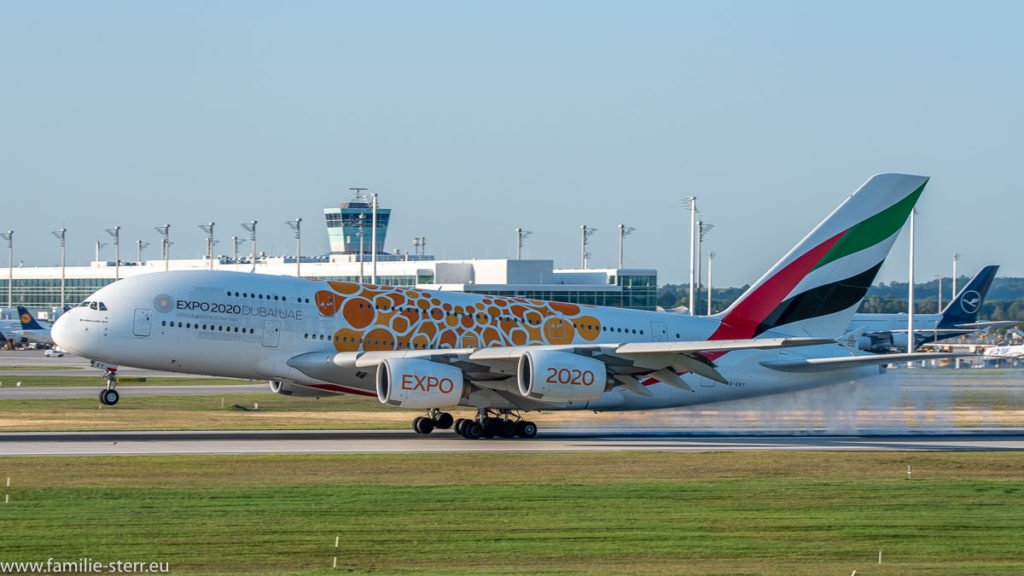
[0,452,1021,575]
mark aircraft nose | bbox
[51,312,74,353]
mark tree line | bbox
[657,278,1024,325]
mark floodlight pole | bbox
[695,221,713,315]
[349,187,369,283]
[581,225,597,269]
[155,225,171,271]
[241,221,257,273]
[358,214,365,283]
[106,226,121,280]
[908,209,916,354]
[286,218,302,276]
[515,228,532,260]
[617,224,635,269]
[136,240,149,264]
[952,253,959,299]
[708,252,715,315]
[371,193,378,285]
[199,222,215,270]
[1,231,12,308]
[52,228,66,307]
[684,197,696,315]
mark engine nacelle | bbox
[268,380,324,398]
[517,350,607,403]
[376,358,464,409]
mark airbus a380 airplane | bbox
[53,173,944,439]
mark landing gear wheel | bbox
[497,420,517,438]
[461,421,483,439]
[433,412,454,429]
[481,418,499,439]
[100,389,120,406]
[413,416,435,434]
[515,420,538,438]
[454,418,469,435]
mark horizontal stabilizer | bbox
[952,321,1020,330]
[760,352,967,373]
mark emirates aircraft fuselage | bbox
[52,270,874,412]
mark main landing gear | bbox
[98,367,120,406]
[412,409,538,439]
[412,409,454,435]
[454,409,537,440]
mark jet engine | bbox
[517,350,607,403]
[376,358,464,409]
[268,380,324,398]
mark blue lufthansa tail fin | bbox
[939,265,998,327]
[16,306,45,330]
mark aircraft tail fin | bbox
[938,265,998,327]
[17,306,45,330]
[712,173,928,340]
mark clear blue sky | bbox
[2,1,1021,288]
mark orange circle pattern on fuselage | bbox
[318,282,604,352]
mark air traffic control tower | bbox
[323,193,391,256]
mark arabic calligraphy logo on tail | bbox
[960,290,981,314]
[154,294,174,313]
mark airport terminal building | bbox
[1,195,657,315]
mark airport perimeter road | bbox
[1,430,1023,456]
[0,384,268,399]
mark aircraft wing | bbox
[285,337,835,392]
[950,321,1020,330]
[760,352,968,373]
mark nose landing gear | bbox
[98,366,120,406]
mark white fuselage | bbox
[53,270,878,412]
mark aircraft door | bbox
[262,320,281,348]
[650,321,667,342]
[133,308,152,337]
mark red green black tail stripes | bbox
[812,181,925,271]
[708,230,845,339]
[752,262,883,337]
[708,177,926,342]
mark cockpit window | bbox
[86,301,108,311]
[89,302,98,310]
[98,302,107,311]
[78,301,90,307]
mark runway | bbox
[1,430,1022,456]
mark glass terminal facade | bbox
[0,278,114,309]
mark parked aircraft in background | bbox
[6,306,55,346]
[851,265,1017,352]
[983,344,1024,360]
[54,173,954,439]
